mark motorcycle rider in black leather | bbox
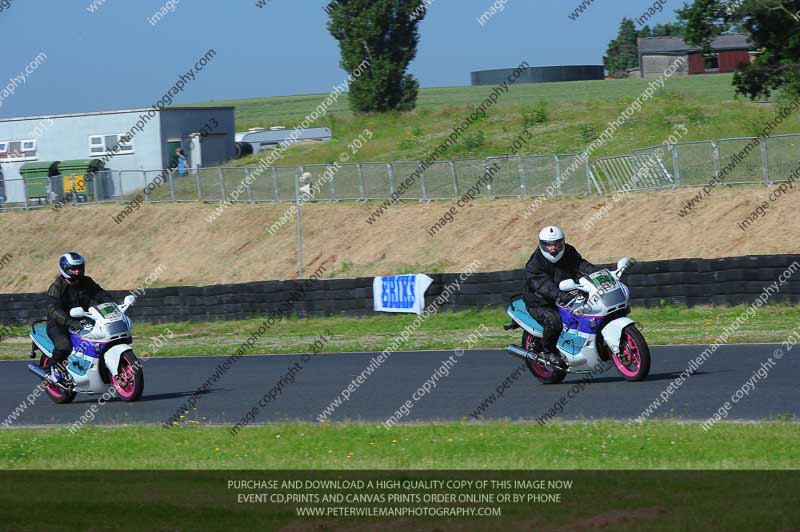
[523,226,601,368]
[46,252,113,380]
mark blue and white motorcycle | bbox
[504,258,650,384]
[27,295,144,403]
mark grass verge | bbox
[1,421,798,469]
[215,74,800,166]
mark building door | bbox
[167,140,181,170]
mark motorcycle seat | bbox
[507,299,545,335]
[30,322,54,354]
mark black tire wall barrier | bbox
[1,255,798,326]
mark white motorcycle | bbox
[504,258,651,384]
[28,295,144,403]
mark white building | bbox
[0,106,235,203]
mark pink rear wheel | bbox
[522,331,566,385]
[112,351,144,402]
[611,326,651,382]
[39,355,75,404]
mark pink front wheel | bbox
[611,326,651,382]
[112,351,144,402]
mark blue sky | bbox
[0,0,681,118]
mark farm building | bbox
[638,34,754,77]
[0,106,234,203]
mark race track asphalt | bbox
[0,344,796,427]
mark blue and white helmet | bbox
[59,252,86,280]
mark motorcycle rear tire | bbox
[522,331,567,384]
[40,355,76,404]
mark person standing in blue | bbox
[176,148,189,178]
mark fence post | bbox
[168,169,176,202]
[356,163,365,199]
[450,160,460,196]
[138,172,147,203]
[584,153,592,195]
[23,177,29,210]
[272,167,279,202]
[420,162,429,201]
[760,138,769,184]
[712,141,721,181]
[554,155,562,195]
[387,163,396,197]
[671,144,681,188]
[115,171,122,200]
[72,176,78,206]
[246,170,254,204]
[484,158,496,199]
[517,155,526,197]
[332,163,338,201]
[93,173,99,203]
[294,172,303,279]
[218,168,225,202]
[195,168,202,200]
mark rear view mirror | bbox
[123,295,136,307]
[69,307,86,318]
[559,279,578,291]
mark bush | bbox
[463,131,486,152]
[523,103,549,128]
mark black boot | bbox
[541,350,566,370]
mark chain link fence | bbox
[1,133,798,211]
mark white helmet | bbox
[538,226,565,263]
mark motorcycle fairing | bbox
[507,299,587,358]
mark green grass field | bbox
[200,74,800,167]
[2,421,798,470]
[0,304,796,360]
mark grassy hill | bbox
[201,74,800,167]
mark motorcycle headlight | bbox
[106,321,130,336]
[600,287,627,307]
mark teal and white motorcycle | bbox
[504,258,651,384]
[27,296,144,403]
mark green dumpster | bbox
[20,161,60,204]
[58,159,106,202]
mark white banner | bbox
[373,274,434,315]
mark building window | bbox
[704,53,719,71]
[0,139,38,162]
[88,134,134,156]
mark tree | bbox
[652,22,686,37]
[327,0,426,112]
[677,0,800,98]
[604,18,641,77]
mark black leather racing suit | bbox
[46,276,114,365]
[523,244,600,353]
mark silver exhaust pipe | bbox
[27,363,50,380]
[27,363,69,390]
[506,344,541,363]
[506,344,569,372]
